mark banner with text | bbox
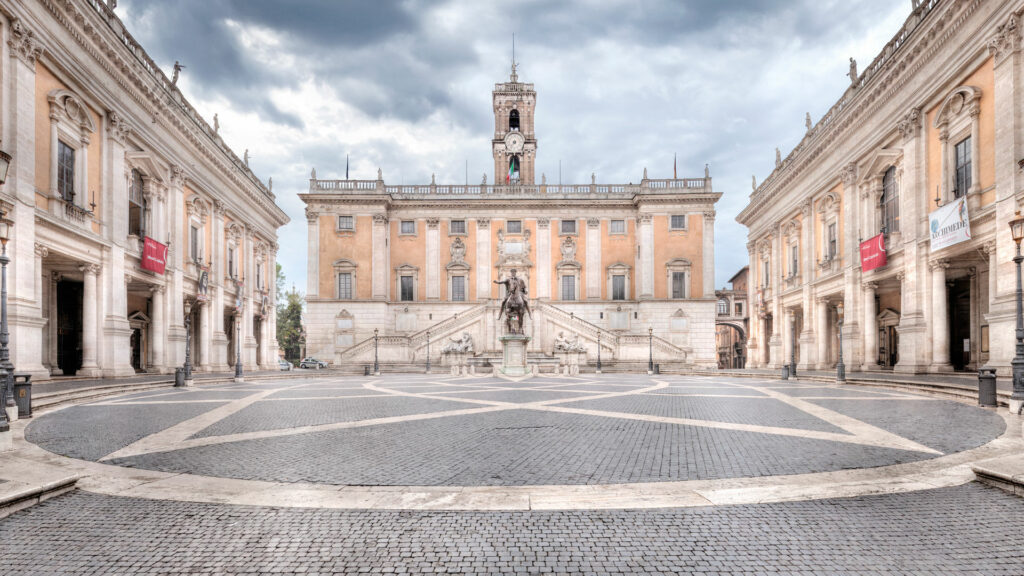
[859,233,887,272]
[141,237,168,275]
[929,196,971,251]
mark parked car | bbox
[278,359,293,371]
[299,357,328,369]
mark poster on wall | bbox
[141,237,168,274]
[859,233,887,272]
[929,196,971,251]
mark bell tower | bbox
[492,60,537,185]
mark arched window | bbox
[509,109,520,132]
[507,155,520,183]
[128,169,146,237]
[881,166,899,235]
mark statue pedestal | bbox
[499,334,530,377]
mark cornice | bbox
[739,0,984,225]
[37,0,287,227]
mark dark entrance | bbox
[253,316,262,366]
[130,328,143,371]
[57,280,83,375]
[948,276,971,371]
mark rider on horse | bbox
[494,269,531,332]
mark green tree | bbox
[276,284,304,362]
[275,262,286,305]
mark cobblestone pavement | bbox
[2,484,1023,575]
[24,374,1005,486]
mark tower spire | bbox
[510,33,518,82]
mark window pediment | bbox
[933,86,982,129]
[48,89,96,135]
[332,258,358,271]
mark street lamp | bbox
[596,330,602,374]
[425,329,431,374]
[373,328,380,376]
[1008,211,1024,413]
[648,326,654,375]
[790,311,797,378]
[836,300,846,383]
[181,299,193,387]
[0,210,13,422]
[0,149,11,186]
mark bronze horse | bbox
[494,269,531,334]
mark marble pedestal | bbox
[499,334,530,377]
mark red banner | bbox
[141,237,168,275]
[859,233,887,273]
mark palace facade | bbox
[0,1,288,380]
[737,1,1023,380]
[300,66,720,371]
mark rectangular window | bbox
[672,272,686,299]
[338,272,352,299]
[735,302,743,316]
[790,245,798,276]
[400,220,416,235]
[612,275,626,300]
[882,166,900,234]
[609,220,625,235]
[560,220,576,235]
[506,220,522,234]
[227,246,235,278]
[128,169,145,236]
[718,299,729,315]
[670,215,687,230]
[400,276,414,301]
[190,225,200,262]
[57,141,75,202]
[449,220,466,235]
[338,216,354,230]
[954,137,972,198]
[256,263,264,291]
[561,275,576,301]
[451,276,465,301]
[827,223,837,259]
[762,260,770,287]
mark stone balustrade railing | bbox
[309,177,712,196]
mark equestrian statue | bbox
[494,268,531,334]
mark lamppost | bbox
[790,311,797,378]
[373,328,380,376]
[648,326,654,375]
[234,279,244,382]
[596,330,602,374]
[181,299,193,387]
[836,301,846,382]
[0,208,14,421]
[1008,211,1024,413]
[425,329,431,374]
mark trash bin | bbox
[654,364,660,374]
[978,368,997,407]
[13,375,31,418]
[174,367,185,388]
[364,365,370,376]
[781,365,790,380]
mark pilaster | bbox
[426,217,440,300]
[475,218,491,300]
[586,217,601,299]
[536,218,551,299]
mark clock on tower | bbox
[492,62,537,185]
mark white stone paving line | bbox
[4,410,1020,511]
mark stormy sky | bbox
[114,0,909,293]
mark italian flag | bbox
[507,161,513,183]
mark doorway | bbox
[948,277,971,371]
[56,280,83,376]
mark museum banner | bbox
[859,233,887,272]
[141,237,168,275]
[929,196,971,251]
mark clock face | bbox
[504,132,525,153]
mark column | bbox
[746,242,759,367]
[785,309,795,369]
[426,218,440,300]
[939,128,950,201]
[769,227,782,367]
[930,260,951,371]
[862,282,878,371]
[199,301,211,369]
[969,106,981,195]
[269,246,280,359]
[702,211,715,298]
[816,297,829,369]
[150,285,166,372]
[536,219,551,299]
[307,209,320,297]
[639,214,653,299]
[167,167,186,369]
[372,214,388,300]
[79,264,100,376]
[475,218,491,300]
[48,273,60,374]
[586,218,601,299]
[799,202,814,369]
